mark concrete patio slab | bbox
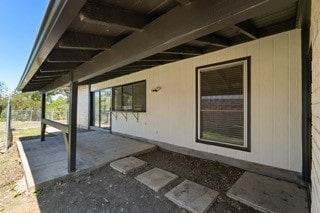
[110,156,147,174]
[165,180,219,213]
[227,172,309,213]
[17,131,156,191]
[135,168,178,192]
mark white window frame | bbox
[196,57,250,151]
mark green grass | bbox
[12,128,40,138]
[0,128,41,141]
[35,189,43,197]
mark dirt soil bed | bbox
[0,143,39,213]
[35,149,258,212]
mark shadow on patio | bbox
[17,130,156,191]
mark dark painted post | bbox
[301,26,312,183]
[68,81,78,172]
[40,93,46,141]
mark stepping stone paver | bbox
[135,168,178,192]
[165,180,219,213]
[110,156,147,174]
[227,172,309,213]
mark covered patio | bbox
[17,130,156,190]
[16,0,319,211]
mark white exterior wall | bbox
[90,30,302,172]
[311,0,320,211]
[77,85,90,129]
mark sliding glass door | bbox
[91,88,112,129]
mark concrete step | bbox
[135,167,178,192]
[165,180,219,213]
[227,172,309,213]
[110,156,147,174]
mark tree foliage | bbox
[0,84,69,121]
[10,90,41,110]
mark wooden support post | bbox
[40,93,46,141]
[68,81,78,172]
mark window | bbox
[133,81,146,111]
[112,81,146,112]
[122,84,133,111]
[113,86,122,111]
[196,57,250,151]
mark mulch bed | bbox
[36,149,259,212]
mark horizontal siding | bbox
[311,0,320,211]
[90,29,302,172]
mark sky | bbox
[0,0,49,94]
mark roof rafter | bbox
[196,34,230,48]
[40,62,81,72]
[141,54,185,62]
[58,32,118,50]
[259,18,296,37]
[175,0,192,6]
[47,49,100,62]
[42,0,297,92]
[79,2,149,31]
[163,46,202,55]
[18,0,87,91]
[232,20,258,40]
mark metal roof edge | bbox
[17,0,86,92]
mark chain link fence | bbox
[11,110,68,122]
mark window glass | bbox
[113,86,122,111]
[198,59,248,149]
[133,81,146,112]
[94,91,100,127]
[122,84,133,111]
[100,89,112,128]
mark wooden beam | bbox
[40,62,81,71]
[42,118,69,133]
[28,82,48,86]
[296,0,311,28]
[79,2,148,31]
[259,18,296,37]
[110,68,145,73]
[232,20,258,40]
[163,46,202,55]
[43,0,296,91]
[230,34,252,45]
[196,34,230,48]
[59,32,118,50]
[47,49,100,62]
[31,79,55,82]
[175,0,192,6]
[39,70,70,73]
[141,54,185,62]
[202,45,224,54]
[35,75,61,79]
[126,61,164,68]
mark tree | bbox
[0,81,7,97]
[10,91,41,110]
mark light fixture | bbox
[151,86,161,92]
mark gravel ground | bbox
[37,149,259,213]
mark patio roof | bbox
[18,0,304,92]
